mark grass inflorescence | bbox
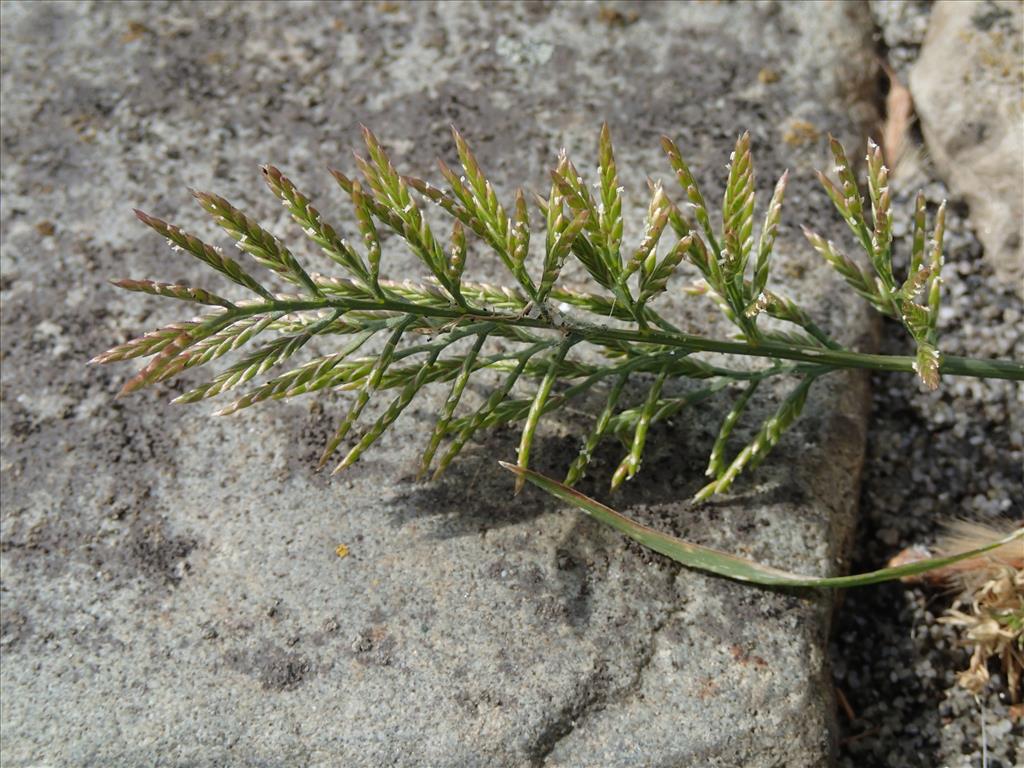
[96,125,1023,592]
[95,125,1024,497]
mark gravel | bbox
[831,171,1023,766]
[870,0,932,81]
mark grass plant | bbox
[95,126,1024,590]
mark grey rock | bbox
[1,2,878,766]
[909,0,1024,296]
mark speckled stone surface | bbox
[1,2,879,766]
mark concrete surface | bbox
[1,2,879,765]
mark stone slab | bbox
[1,2,878,765]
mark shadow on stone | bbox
[384,414,716,541]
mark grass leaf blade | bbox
[502,464,1024,588]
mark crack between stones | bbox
[527,608,675,767]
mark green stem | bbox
[225,296,1024,382]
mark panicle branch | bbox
[98,126,1021,505]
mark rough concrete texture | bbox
[1,2,879,766]
[910,0,1024,295]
